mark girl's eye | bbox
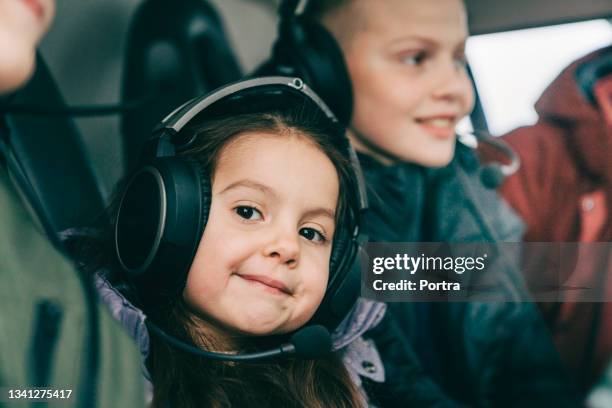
[400,51,426,66]
[299,227,327,244]
[234,206,263,221]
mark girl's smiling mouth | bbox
[237,274,293,296]
[415,114,458,140]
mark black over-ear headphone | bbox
[254,0,353,127]
[114,76,368,335]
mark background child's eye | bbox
[400,51,426,66]
[299,227,327,244]
[234,206,263,221]
[453,54,468,69]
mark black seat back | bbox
[5,55,105,233]
[121,0,243,173]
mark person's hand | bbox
[0,0,55,94]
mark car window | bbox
[464,19,612,136]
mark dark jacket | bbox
[498,45,612,389]
[358,143,580,407]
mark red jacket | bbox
[498,45,612,389]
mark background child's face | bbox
[184,132,339,337]
[330,0,475,167]
[0,0,55,93]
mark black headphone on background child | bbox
[254,0,354,127]
[114,76,369,361]
[256,0,520,189]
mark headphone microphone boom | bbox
[147,321,333,361]
[480,162,509,190]
[458,132,521,189]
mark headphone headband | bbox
[157,76,336,138]
[280,0,309,18]
[294,0,309,16]
[152,76,368,211]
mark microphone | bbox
[480,163,507,189]
[288,324,333,359]
[458,132,521,189]
[146,321,332,362]
[0,42,181,117]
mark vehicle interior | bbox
[1,0,610,405]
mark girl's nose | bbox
[262,227,300,268]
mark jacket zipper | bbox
[29,300,63,388]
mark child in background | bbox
[260,0,580,406]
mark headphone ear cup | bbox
[115,157,210,305]
[295,19,353,126]
[264,17,353,127]
[187,157,212,230]
[311,233,361,331]
[329,226,349,274]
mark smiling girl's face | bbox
[0,0,55,93]
[183,131,339,337]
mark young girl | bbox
[85,77,386,407]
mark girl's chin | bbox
[412,152,455,168]
[232,318,285,336]
[228,311,294,337]
[406,143,456,168]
